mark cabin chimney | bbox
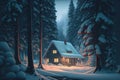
[64,40,67,45]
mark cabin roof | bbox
[44,40,83,58]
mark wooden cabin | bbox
[43,40,83,66]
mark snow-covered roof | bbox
[44,40,83,58]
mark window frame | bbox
[52,50,57,54]
[54,58,59,63]
[46,58,49,63]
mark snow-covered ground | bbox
[26,63,120,80]
[35,64,120,80]
[26,74,40,80]
[43,64,95,73]
[49,71,120,80]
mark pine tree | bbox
[0,0,8,41]
[0,0,14,44]
[95,0,115,70]
[38,0,57,68]
[67,0,75,44]
[39,0,57,61]
[71,0,85,49]
[0,0,22,64]
[78,0,98,67]
[32,0,40,61]
[26,0,35,74]
[78,0,115,71]
[9,0,22,64]
[19,0,28,62]
[40,0,57,51]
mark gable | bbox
[44,43,61,58]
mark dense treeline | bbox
[0,0,57,74]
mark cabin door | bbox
[70,58,76,65]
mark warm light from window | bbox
[53,50,57,54]
[54,58,59,62]
[66,58,69,63]
[46,58,49,63]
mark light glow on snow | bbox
[43,64,95,74]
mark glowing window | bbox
[54,58,59,62]
[66,58,69,63]
[53,50,57,54]
[46,58,49,63]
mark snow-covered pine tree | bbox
[40,0,57,53]
[32,0,40,60]
[0,0,22,64]
[67,0,75,44]
[26,0,35,74]
[78,0,97,67]
[78,0,115,70]
[19,0,28,62]
[0,0,15,46]
[0,0,8,41]
[95,0,115,70]
[72,0,86,50]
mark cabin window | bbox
[53,50,57,54]
[46,58,49,63]
[54,58,59,62]
[66,58,69,63]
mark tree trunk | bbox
[94,54,101,73]
[38,14,44,69]
[38,0,43,69]
[26,0,35,74]
[14,18,21,64]
[10,0,21,64]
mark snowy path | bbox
[43,64,95,73]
